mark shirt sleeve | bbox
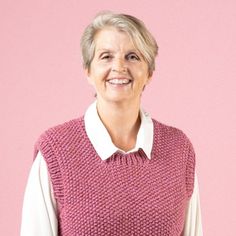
[20,151,58,236]
[182,173,203,236]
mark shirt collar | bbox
[84,101,153,160]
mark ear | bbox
[85,68,94,86]
[145,73,153,85]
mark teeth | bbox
[108,79,130,84]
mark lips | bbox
[107,78,132,85]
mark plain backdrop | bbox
[1,0,236,235]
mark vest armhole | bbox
[185,139,196,199]
[34,131,64,209]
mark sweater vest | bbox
[34,117,195,236]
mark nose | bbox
[111,58,127,73]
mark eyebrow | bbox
[96,48,140,54]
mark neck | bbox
[96,99,141,152]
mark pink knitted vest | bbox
[35,117,195,236]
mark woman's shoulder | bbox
[33,116,85,160]
[37,116,84,141]
[151,118,193,146]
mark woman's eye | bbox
[100,54,112,60]
[126,53,140,61]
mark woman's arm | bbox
[182,173,203,236]
[20,151,58,236]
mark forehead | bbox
[94,27,137,51]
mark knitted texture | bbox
[35,117,195,236]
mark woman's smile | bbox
[107,78,131,85]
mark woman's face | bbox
[86,27,152,105]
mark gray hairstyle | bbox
[80,11,158,76]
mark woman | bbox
[21,12,202,235]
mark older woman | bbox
[21,12,202,235]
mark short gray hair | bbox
[80,11,158,75]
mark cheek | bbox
[90,65,109,79]
[135,69,149,82]
[131,63,149,75]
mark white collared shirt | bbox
[84,102,153,160]
[20,101,203,236]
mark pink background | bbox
[1,0,236,235]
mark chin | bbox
[106,95,137,105]
[97,92,136,104]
